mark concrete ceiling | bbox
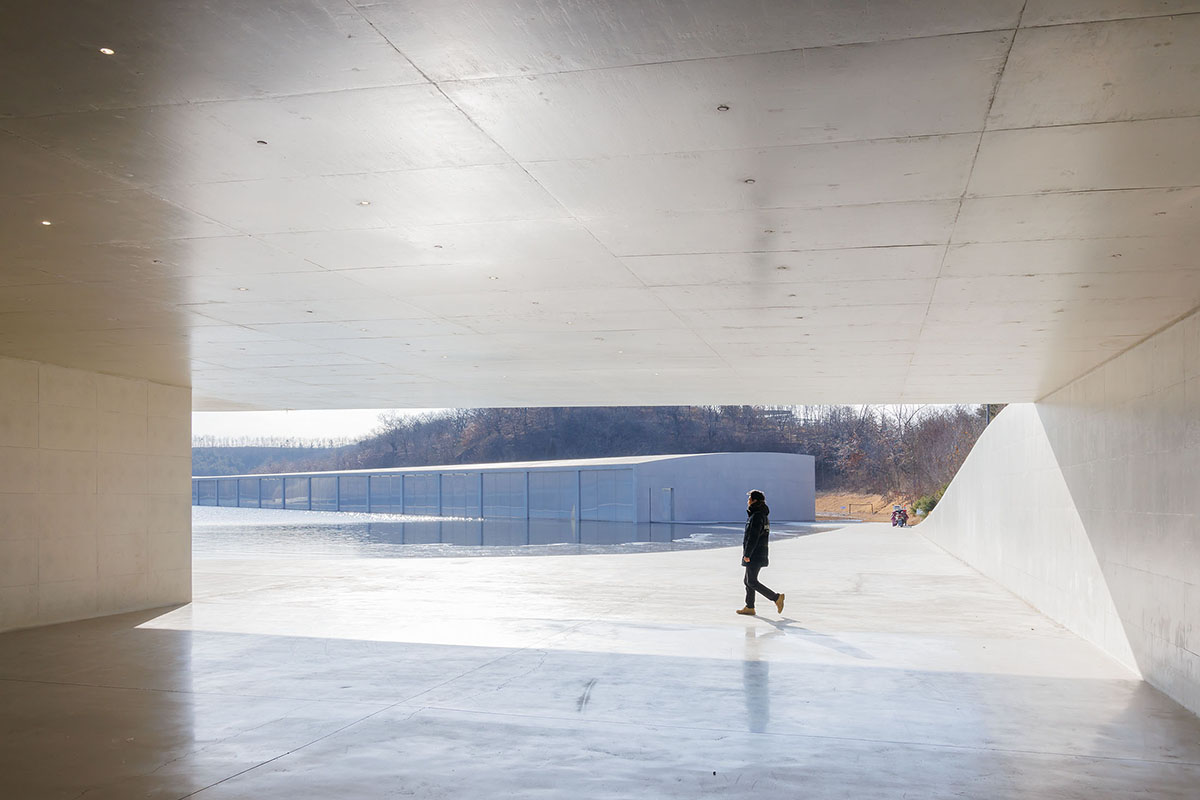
[2,0,1198,409]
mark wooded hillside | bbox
[193,405,1004,502]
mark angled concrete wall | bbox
[921,309,1200,714]
[0,356,192,632]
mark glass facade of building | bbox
[440,473,480,517]
[339,476,369,512]
[238,478,259,508]
[369,475,391,513]
[528,471,578,519]
[581,469,634,521]
[260,477,283,509]
[311,476,337,511]
[218,479,237,507]
[194,466,637,522]
[482,472,525,518]
[404,473,439,515]
[284,477,310,509]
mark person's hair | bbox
[747,490,765,502]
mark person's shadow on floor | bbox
[752,616,875,660]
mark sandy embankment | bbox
[815,491,923,524]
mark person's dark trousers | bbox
[744,564,778,608]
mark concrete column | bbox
[0,356,192,632]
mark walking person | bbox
[737,490,784,616]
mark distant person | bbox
[737,490,784,616]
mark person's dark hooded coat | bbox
[742,501,770,567]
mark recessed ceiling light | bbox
[433,244,443,249]
[256,139,268,145]
[358,200,370,206]
[40,220,52,226]
[617,350,624,354]
[99,47,115,55]
[717,104,730,112]
[744,178,756,184]
[488,275,499,280]
[236,287,249,291]
[763,229,774,234]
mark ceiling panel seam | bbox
[0,82,436,122]
[1020,9,1200,31]
[904,0,1029,398]
[616,243,941,260]
[414,29,1029,85]
[0,128,143,197]
[163,160,518,187]
[980,111,1200,136]
[338,0,631,264]
[338,4,731,370]
[514,132,987,165]
[963,183,1200,201]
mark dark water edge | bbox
[193,507,844,559]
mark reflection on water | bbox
[193,506,837,559]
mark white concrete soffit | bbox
[2,0,1199,409]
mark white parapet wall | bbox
[920,309,1200,715]
[0,356,192,632]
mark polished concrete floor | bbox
[2,524,1199,798]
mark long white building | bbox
[193,452,816,523]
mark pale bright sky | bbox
[192,404,954,444]
[192,409,445,443]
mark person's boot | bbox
[736,607,755,615]
[775,593,785,614]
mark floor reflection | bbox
[192,509,837,559]
[743,627,780,733]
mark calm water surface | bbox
[193,506,840,559]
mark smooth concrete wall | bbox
[921,309,1200,714]
[635,452,816,522]
[0,356,192,632]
